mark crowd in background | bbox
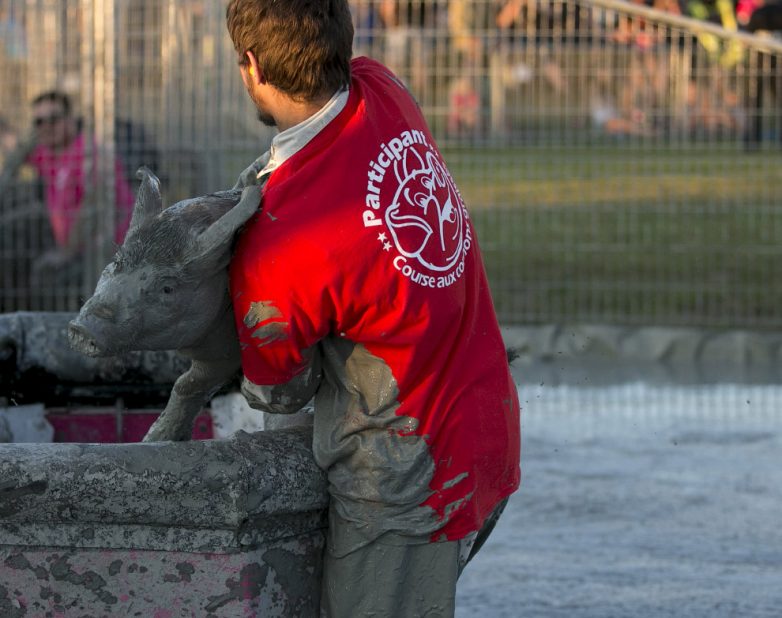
[348,0,782,139]
[2,0,782,312]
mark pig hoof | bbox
[143,424,191,442]
[142,424,169,442]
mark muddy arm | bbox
[241,349,322,415]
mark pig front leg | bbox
[143,357,240,442]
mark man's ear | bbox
[245,51,265,85]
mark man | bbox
[225,1,521,615]
[0,91,135,273]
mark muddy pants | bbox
[320,499,507,617]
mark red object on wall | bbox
[47,413,119,443]
[46,409,213,443]
[122,412,213,442]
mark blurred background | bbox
[1,2,781,613]
[1,0,781,327]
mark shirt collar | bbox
[257,87,350,179]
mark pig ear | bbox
[187,184,262,265]
[127,167,162,235]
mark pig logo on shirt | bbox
[387,149,464,272]
[363,131,471,288]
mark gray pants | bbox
[321,499,507,617]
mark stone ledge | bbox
[503,323,782,385]
[0,427,328,552]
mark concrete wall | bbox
[0,427,328,617]
[503,323,782,386]
[0,312,187,408]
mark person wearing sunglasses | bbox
[0,90,135,280]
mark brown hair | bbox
[226,0,353,102]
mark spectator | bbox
[0,91,135,277]
[607,0,680,138]
[448,0,492,136]
[349,0,380,58]
[590,77,657,137]
[737,0,765,27]
[378,0,439,97]
[686,0,744,67]
[743,0,782,30]
[0,115,49,312]
[487,0,567,136]
[741,1,782,147]
[448,75,481,134]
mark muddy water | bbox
[457,383,782,617]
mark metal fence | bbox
[1,0,781,329]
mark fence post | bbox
[80,0,117,301]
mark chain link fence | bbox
[1,0,781,329]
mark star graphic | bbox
[383,241,392,251]
[377,232,387,242]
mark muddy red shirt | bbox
[231,57,520,551]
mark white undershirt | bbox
[256,87,350,180]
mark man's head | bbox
[226,0,353,122]
[31,91,77,152]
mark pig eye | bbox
[155,277,177,298]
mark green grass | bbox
[441,145,782,328]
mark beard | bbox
[256,108,276,127]
[245,82,276,127]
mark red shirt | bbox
[231,57,520,546]
[28,133,135,247]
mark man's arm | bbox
[240,347,322,415]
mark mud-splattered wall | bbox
[0,428,329,617]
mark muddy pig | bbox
[68,167,263,441]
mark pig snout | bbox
[68,298,119,357]
[81,298,117,322]
[67,319,105,357]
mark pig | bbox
[68,167,263,442]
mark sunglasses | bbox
[33,113,65,127]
